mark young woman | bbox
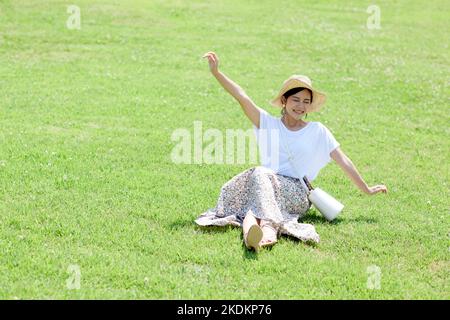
[195,51,388,252]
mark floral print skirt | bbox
[195,166,320,243]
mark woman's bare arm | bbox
[202,51,264,128]
[330,147,388,195]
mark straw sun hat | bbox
[270,75,327,113]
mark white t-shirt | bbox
[253,108,340,188]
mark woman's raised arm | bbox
[202,51,264,128]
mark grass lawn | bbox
[0,0,448,299]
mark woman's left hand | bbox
[365,184,388,195]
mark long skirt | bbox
[195,166,320,243]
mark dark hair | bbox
[281,87,312,118]
[283,87,313,102]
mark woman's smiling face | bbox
[282,89,312,120]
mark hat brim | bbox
[270,79,326,112]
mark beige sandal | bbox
[244,224,263,251]
[260,223,278,248]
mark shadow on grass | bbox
[168,213,377,260]
[281,234,320,249]
[169,218,236,233]
[241,240,259,260]
[300,214,378,225]
[194,224,236,234]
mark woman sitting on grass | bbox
[195,51,388,252]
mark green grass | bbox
[0,0,449,299]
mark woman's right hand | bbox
[202,51,219,74]
[365,184,388,195]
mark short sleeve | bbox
[321,124,340,162]
[253,108,271,138]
